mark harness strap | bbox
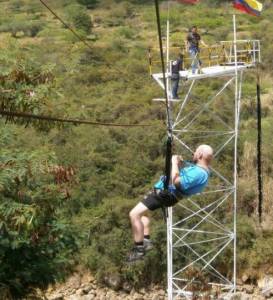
[162,135,173,222]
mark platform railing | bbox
[148,40,261,75]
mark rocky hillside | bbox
[30,270,273,300]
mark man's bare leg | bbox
[127,202,149,262]
[141,215,153,251]
[141,215,150,237]
[129,202,149,242]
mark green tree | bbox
[66,5,92,34]
[0,44,64,130]
[0,137,77,297]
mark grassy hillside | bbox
[0,0,273,297]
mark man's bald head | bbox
[193,144,213,165]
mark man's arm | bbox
[200,39,208,47]
[185,39,189,51]
[171,155,182,187]
[185,34,190,51]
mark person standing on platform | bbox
[171,53,183,99]
[186,26,207,74]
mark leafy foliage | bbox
[0,43,66,130]
[0,131,77,297]
[0,19,44,38]
[65,4,93,34]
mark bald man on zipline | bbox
[128,144,213,262]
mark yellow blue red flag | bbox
[233,0,263,16]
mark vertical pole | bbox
[258,40,261,63]
[166,0,170,67]
[167,19,170,81]
[166,6,173,299]
[233,14,238,294]
[166,18,173,123]
[166,19,172,121]
[166,20,170,98]
[148,48,152,76]
[256,70,263,224]
[238,71,243,121]
[253,40,256,64]
[167,207,173,300]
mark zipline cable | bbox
[0,109,153,128]
[154,0,172,136]
[154,0,173,221]
[256,68,263,223]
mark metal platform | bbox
[152,64,253,90]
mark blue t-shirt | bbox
[179,163,209,195]
[154,162,209,197]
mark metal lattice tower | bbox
[150,16,261,300]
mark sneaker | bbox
[144,239,153,251]
[127,246,145,262]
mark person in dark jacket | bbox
[171,53,183,99]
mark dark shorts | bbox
[141,190,179,211]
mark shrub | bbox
[0,19,44,38]
[77,0,98,9]
[65,5,92,34]
[9,0,23,13]
[117,26,136,40]
[27,21,44,37]
[0,146,77,298]
[0,19,27,37]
